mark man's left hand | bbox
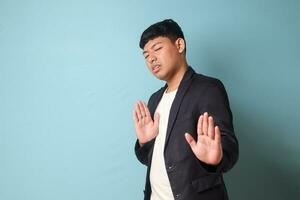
[185,112,223,166]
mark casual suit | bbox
[135,66,239,200]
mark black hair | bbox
[139,19,186,53]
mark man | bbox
[133,19,239,200]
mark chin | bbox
[155,74,167,81]
[156,76,165,81]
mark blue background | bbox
[1,0,299,199]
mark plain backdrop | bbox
[1,0,299,199]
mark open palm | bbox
[185,112,223,165]
[133,100,160,145]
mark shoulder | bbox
[191,72,230,105]
[192,72,226,92]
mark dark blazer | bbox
[134,66,239,200]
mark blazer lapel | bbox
[147,66,195,155]
[149,85,167,119]
[164,66,195,152]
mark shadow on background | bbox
[230,109,300,199]
[192,44,300,199]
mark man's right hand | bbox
[133,100,160,147]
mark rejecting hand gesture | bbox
[133,100,160,147]
[185,112,223,166]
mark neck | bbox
[166,62,188,93]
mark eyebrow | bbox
[143,42,163,55]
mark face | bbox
[142,36,185,81]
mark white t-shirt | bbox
[150,87,178,200]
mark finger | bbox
[185,133,197,153]
[208,116,215,139]
[138,101,146,124]
[215,126,221,144]
[140,101,148,124]
[133,110,139,124]
[202,112,208,136]
[142,101,151,121]
[197,115,203,137]
[138,101,146,117]
[135,101,142,120]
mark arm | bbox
[133,95,160,166]
[185,80,239,173]
[134,138,155,166]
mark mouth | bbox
[152,64,161,73]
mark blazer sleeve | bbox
[134,138,155,166]
[197,79,239,174]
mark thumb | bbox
[153,112,160,127]
[185,133,197,152]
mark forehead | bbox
[143,36,171,50]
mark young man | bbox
[133,19,239,200]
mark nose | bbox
[148,54,157,64]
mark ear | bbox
[175,38,186,54]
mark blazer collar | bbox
[162,65,195,90]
